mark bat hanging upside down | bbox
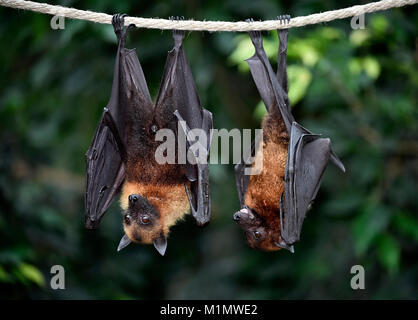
[84,15,213,255]
[234,17,345,252]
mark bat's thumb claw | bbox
[275,240,295,253]
[84,216,99,229]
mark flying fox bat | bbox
[84,14,213,255]
[233,18,345,252]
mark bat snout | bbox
[233,208,254,223]
[129,194,140,205]
[128,194,157,216]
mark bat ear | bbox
[117,234,132,252]
[330,149,346,173]
[153,233,167,256]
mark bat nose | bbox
[129,194,139,204]
[233,213,241,222]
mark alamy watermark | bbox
[350,13,365,30]
[350,265,365,290]
[50,265,65,289]
[50,15,65,30]
[154,121,264,175]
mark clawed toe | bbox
[246,18,263,39]
[276,14,291,24]
[112,13,127,34]
[170,16,186,36]
[112,13,135,46]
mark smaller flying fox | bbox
[234,18,345,252]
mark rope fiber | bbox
[0,0,416,31]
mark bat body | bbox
[234,23,345,252]
[236,105,289,251]
[85,15,213,255]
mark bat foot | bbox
[246,19,262,36]
[169,16,185,21]
[276,15,291,25]
[246,19,263,48]
[169,16,186,38]
[112,13,127,36]
[112,13,135,46]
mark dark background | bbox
[0,0,417,299]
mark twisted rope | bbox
[0,0,416,31]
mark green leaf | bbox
[228,36,254,72]
[349,29,370,46]
[376,234,400,275]
[288,39,319,67]
[363,56,381,80]
[0,265,11,283]
[353,204,391,255]
[288,65,312,104]
[348,58,362,75]
[263,37,278,60]
[370,15,389,35]
[16,263,45,287]
[317,27,342,41]
[348,57,380,79]
[393,212,418,242]
[254,100,267,121]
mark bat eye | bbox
[254,231,262,239]
[124,214,131,225]
[140,215,150,225]
[151,124,158,133]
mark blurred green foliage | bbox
[0,0,417,299]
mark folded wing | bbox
[85,15,153,229]
[157,29,213,226]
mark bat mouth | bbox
[125,224,159,245]
[131,233,142,243]
[122,226,143,244]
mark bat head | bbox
[233,207,285,252]
[120,193,168,255]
